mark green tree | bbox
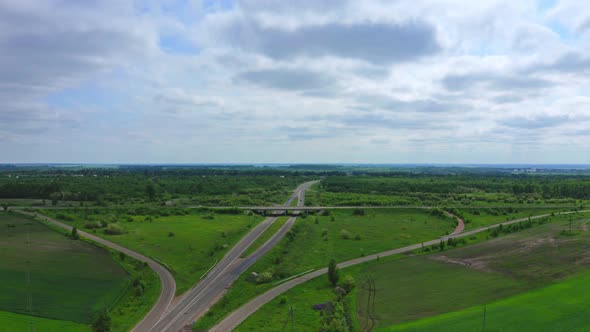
[146,183,156,201]
[71,227,79,240]
[92,311,112,332]
[328,259,339,287]
[320,301,350,332]
[341,275,355,293]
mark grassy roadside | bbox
[236,211,590,331]
[241,217,289,257]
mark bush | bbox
[279,296,288,305]
[257,271,274,284]
[352,208,365,216]
[354,234,361,241]
[340,229,351,240]
[341,275,355,293]
[85,221,104,229]
[168,232,175,237]
[104,223,125,235]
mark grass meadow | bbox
[43,209,263,294]
[0,213,129,325]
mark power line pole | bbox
[26,222,35,332]
[281,306,294,332]
[291,306,294,332]
[482,306,487,332]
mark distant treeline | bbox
[320,175,590,200]
[0,168,321,203]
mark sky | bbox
[1,0,590,164]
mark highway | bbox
[148,180,318,332]
[210,209,589,331]
[13,210,176,332]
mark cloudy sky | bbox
[1,0,589,164]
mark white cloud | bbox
[1,0,589,163]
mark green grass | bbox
[235,213,590,331]
[31,212,163,332]
[0,213,129,324]
[241,217,289,257]
[460,207,572,229]
[109,256,160,332]
[384,270,590,332]
[253,209,456,278]
[0,310,90,332]
[194,209,456,330]
[363,214,590,330]
[43,209,263,294]
[235,268,353,332]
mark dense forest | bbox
[0,167,317,205]
[320,175,590,199]
[2,166,590,206]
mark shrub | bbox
[104,223,124,235]
[168,232,175,237]
[352,208,365,216]
[354,234,361,241]
[340,229,351,240]
[321,228,328,236]
[279,296,288,305]
[328,259,339,286]
[257,271,274,284]
[341,275,355,293]
[85,221,104,229]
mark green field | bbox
[0,213,129,324]
[235,213,590,331]
[0,310,90,332]
[43,209,263,294]
[459,207,572,229]
[194,208,456,330]
[384,271,590,332]
[251,209,456,278]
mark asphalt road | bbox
[210,209,589,331]
[13,210,177,332]
[148,180,318,332]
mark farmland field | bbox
[0,212,129,325]
[43,209,263,294]
[383,271,590,331]
[0,310,90,332]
